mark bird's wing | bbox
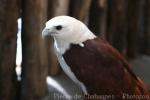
[63,37,149,95]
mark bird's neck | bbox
[54,32,96,55]
[54,39,70,55]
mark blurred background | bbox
[0,0,150,100]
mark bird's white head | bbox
[42,16,96,54]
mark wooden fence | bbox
[0,0,150,100]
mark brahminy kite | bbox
[42,16,150,100]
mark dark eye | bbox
[55,25,62,30]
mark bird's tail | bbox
[136,77,150,96]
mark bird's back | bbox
[63,37,150,100]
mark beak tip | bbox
[42,28,48,38]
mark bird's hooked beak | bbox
[42,28,50,38]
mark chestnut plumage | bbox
[42,16,150,100]
[63,38,149,100]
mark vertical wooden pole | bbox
[0,0,19,100]
[48,0,69,18]
[69,0,91,22]
[107,0,127,53]
[21,0,48,100]
[143,0,150,55]
[126,0,140,58]
[88,0,108,36]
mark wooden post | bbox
[88,0,108,36]
[126,0,140,58]
[107,0,127,53]
[69,0,91,22]
[0,0,19,100]
[48,0,69,18]
[21,0,48,100]
[143,0,150,55]
[45,38,61,75]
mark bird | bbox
[42,16,150,100]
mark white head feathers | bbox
[42,16,96,54]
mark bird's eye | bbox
[55,25,62,30]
